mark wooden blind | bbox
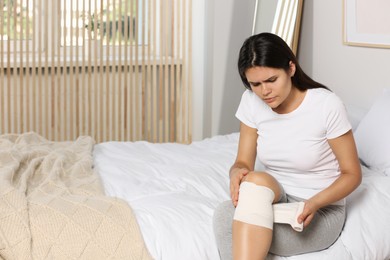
[0,0,192,143]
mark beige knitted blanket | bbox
[0,132,152,260]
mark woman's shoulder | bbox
[241,89,267,107]
[241,89,255,99]
[308,88,341,105]
[237,89,271,119]
[308,87,334,97]
[307,88,347,118]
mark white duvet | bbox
[93,133,390,260]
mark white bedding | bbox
[94,133,390,260]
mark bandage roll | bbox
[273,201,305,232]
[233,182,275,230]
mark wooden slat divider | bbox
[152,0,157,142]
[0,0,192,143]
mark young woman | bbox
[213,33,362,260]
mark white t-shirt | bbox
[235,88,351,200]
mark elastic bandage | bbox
[233,182,305,232]
[233,182,275,229]
[273,202,305,232]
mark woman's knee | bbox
[242,171,282,202]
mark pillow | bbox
[345,104,368,132]
[354,88,390,175]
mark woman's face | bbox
[245,63,296,112]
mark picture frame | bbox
[343,0,390,48]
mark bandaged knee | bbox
[233,182,305,232]
[233,182,275,229]
[273,202,305,232]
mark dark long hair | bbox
[238,32,329,91]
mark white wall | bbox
[193,0,390,141]
[298,0,390,110]
[192,0,256,140]
[192,0,206,141]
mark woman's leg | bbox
[213,200,235,260]
[232,172,282,260]
[213,193,346,259]
[269,195,346,256]
[232,222,272,259]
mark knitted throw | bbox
[0,132,152,260]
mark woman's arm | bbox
[230,122,258,206]
[298,130,362,227]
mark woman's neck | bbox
[273,87,307,114]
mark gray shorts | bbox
[213,193,346,259]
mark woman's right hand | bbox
[230,168,250,207]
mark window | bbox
[0,0,34,52]
[1,0,33,40]
[60,0,146,47]
[1,0,149,62]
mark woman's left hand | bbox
[297,200,319,228]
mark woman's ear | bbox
[289,61,296,77]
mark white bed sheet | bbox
[93,133,390,260]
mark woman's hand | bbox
[230,168,250,207]
[297,199,320,228]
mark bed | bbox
[1,89,390,260]
[94,88,390,260]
